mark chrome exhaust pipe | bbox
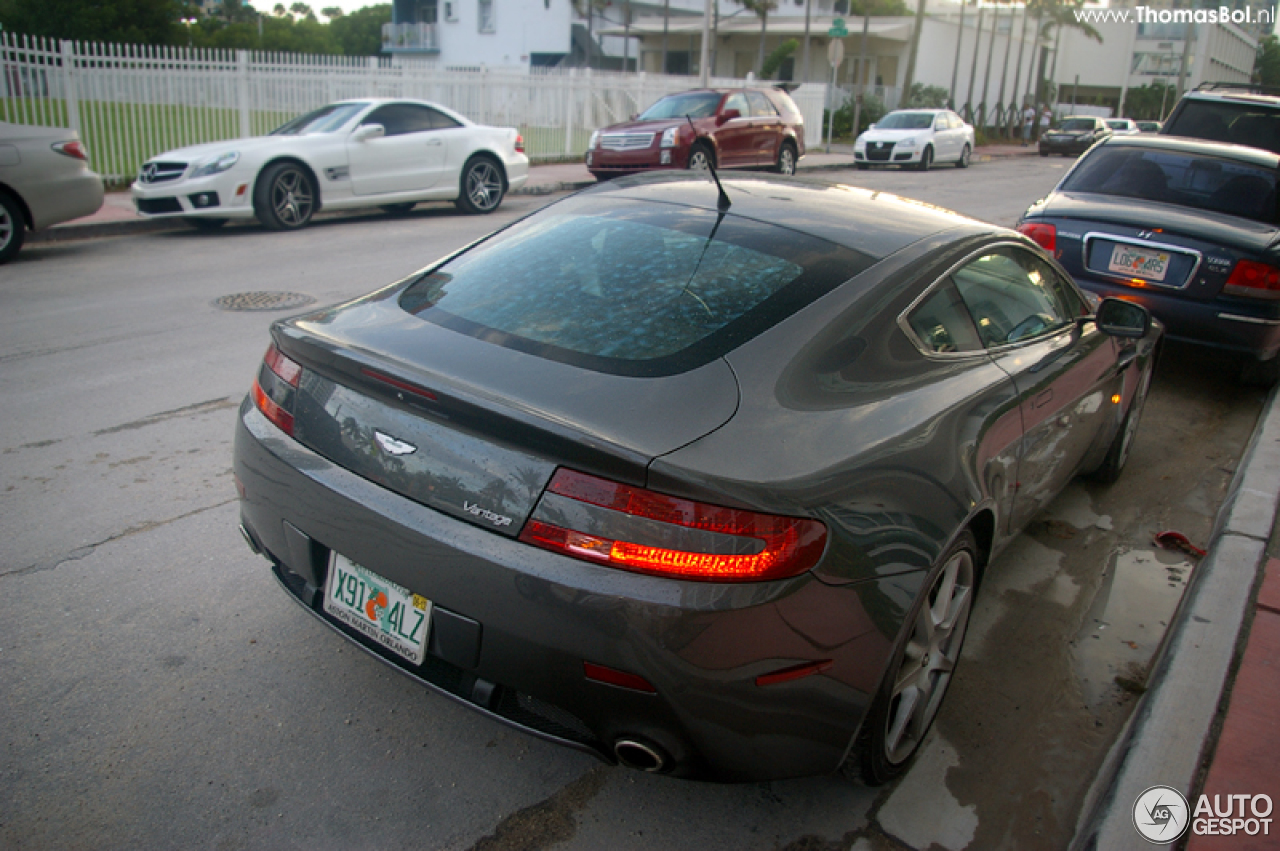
[614,739,667,773]
[239,524,263,556]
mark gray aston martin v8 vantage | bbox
[233,171,1160,783]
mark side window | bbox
[723,92,749,117]
[951,248,1075,347]
[362,104,437,136]
[906,281,985,354]
[747,91,777,118]
[934,115,947,131]
[428,107,462,130]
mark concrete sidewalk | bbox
[1076,382,1280,850]
[32,143,1036,244]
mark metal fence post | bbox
[59,40,81,138]
[237,50,251,139]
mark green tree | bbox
[321,6,344,20]
[1256,34,1280,88]
[738,0,778,76]
[329,4,390,56]
[903,82,951,108]
[0,0,187,45]
[760,37,797,80]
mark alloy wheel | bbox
[883,547,974,764]
[270,167,314,228]
[465,161,503,212]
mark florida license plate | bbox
[323,552,431,665]
[1108,243,1171,282]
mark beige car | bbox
[0,122,105,263]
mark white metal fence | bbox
[1,32,828,186]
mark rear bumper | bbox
[233,399,895,781]
[1074,276,1280,360]
[25,170,104,230]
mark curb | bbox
[1072,382,1280,850]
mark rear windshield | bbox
[399,195,872,376]
[1163,99,1280,153]
[1062,146,1278,224]
[638,92,722,121]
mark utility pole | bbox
[700,0,712,86]
[802,0,812,83]
[949,0,968,109]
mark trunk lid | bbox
[274,292,740,537]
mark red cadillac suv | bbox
[585,87,806,180]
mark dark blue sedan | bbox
[1018,135,1279,379]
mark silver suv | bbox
[1160,83,1280,153]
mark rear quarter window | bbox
[399,196,873,376]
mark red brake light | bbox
[1224,259,1280,300]
[252,343,301,435]
[518,469,828,582]
[514,134,524,154]
[52,140,88,160]
[1017,222,1057,252]
[583,662,656,693]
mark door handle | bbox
[1034,389,1054,408]
[426,139,443,146]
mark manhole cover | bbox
[212,291,316,312]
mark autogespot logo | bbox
[1134,786,1190,843]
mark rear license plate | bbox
[1107,243,1171,282]
[323,552,431,666]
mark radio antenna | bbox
[686,116,731,211]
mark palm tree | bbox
[740,0,779,76]
[1027,0,1103,107]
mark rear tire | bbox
[956,144,971,169]
[774,142,797,175]
[455,156,506,214]
[0,191,25,263]
[849,531,978,785]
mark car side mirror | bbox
[353,124,385,142]
[718,108,741,125]
[1094,298,1151,338]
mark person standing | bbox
[1038,105,1053,141]
[1022,104,1036,146]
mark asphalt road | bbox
[0,159,1267,851]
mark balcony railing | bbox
[382,23,439,52]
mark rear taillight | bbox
[52,140,88,160]
[251,342,301,435]
[518,468,827,582]
[1017,222,1056,252]
[1223,259,1280,300]
[514,134,525,154]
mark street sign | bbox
[828,17,849,37]
[827,38,845,69]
